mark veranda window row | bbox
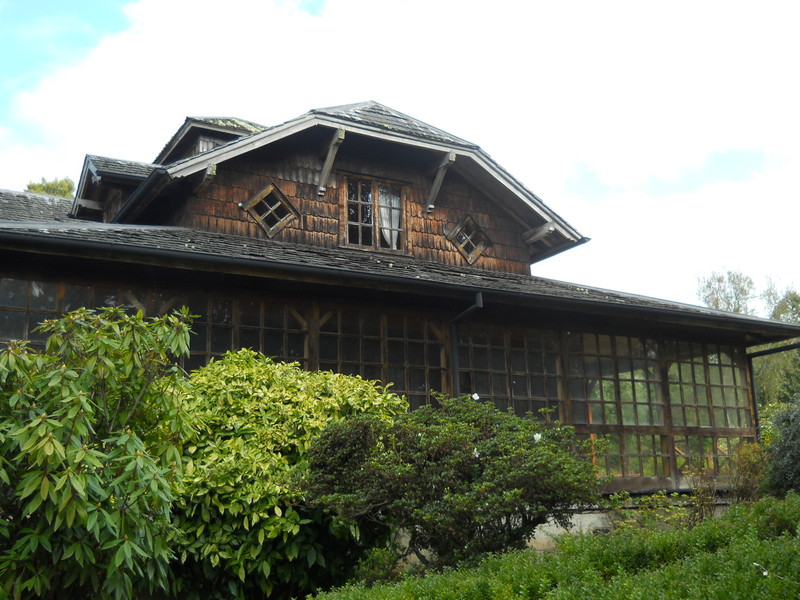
[0,276,757,481]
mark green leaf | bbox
[114,545,126,568]
[40,476,50,500]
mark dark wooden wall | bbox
[172,147,534,275]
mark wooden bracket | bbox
[73,197,103,212]
[426,151,456,213]
[523,222,556,245]
[317,127,345,196]
[192,163,217,196]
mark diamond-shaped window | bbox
[446,215,491,265]
[240,183,298,238]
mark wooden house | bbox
[2,101,799,493]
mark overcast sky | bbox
[1,0,798,311]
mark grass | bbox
[312,493,800,600]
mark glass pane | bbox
[190,325,207,352]
[240,299,261,327]
[239,328,260,351]
[0,279,27,308]
[388,340,405,364]
[210,327,232,353]
[287,333,306,359]
[211,299,232,325]
[319,335,338,361]
[62,284,92,312]
[363,338,381,361]
[0,310,25,339]
[29,281,58,310]
[263,331,283,357]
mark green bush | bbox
[766,400,800,495]
[726,441,767,502]
[170,349,407,599]
[0,307,194,599]
[305,395,600,570]
[313,493,800,600]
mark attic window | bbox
[345,178,404,251]
[195,135,224,155]
[447,215,491,264]
[240,183,298,238]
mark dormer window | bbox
[195,135,225,155]
[240,183,298,237]
[447,215,491,264]
[345,178,404,251]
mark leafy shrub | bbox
[605,491,690,531]
[305,395,600,570]
[726,441,767,502]
[0,307,194,599]
[313,493,800,600]
[171,349,407,599]
[766,400,800,495]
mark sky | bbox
[1,0,798,311]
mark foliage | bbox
[604,491,689,531]
[313,493,800,600]
[726,441,767,503]
[26,176,75,199]
[697,270,800,409]
[171,349,408,599]
[765,400,800,495]
[697,270,756,315]
[304,396,601,570]
[0,307,194,599]
[682,466,717,526]
[751,288,800,406]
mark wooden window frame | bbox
[447,215,491,264]
[342,176,406,252]
[240,183,299,238]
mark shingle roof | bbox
[309,101,477,148]
[0,190,75,222]
[87,155,157,180]
[2,188,798,344]
[154,116,270,165]
[186,117,267,135]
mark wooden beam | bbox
[192,163,217,197]
[317,127,345,196]
[73,198,103,211]
[523,222,556,245]
[426,151,456,213]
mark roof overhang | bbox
[1,225,797,347]
[110,110,587,261]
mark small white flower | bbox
[471,393,480,401]
[533,433,542,443]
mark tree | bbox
[697,272,800,409]
[765,401,800,495]
[171,349,408,599]
[697,270,756,314]
[26,177,75,199]
[304,396,601,569]
[0,307,194,599]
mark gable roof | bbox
[98,101,586,262]
[154,116,268,165]
[72,155,159,219]
[309,101,477,147]
[3,189,799,346]
[0,189,74,222]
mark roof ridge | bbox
[308,101,477,148]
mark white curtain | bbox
[378,186,402,249]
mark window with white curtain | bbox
[345,178,404,250]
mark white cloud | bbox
[2,0,800,306]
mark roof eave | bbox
[2,228,798,346]
[111,167,171,223]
